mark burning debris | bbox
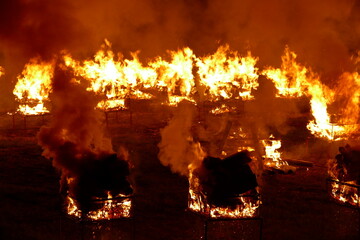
[328,144,360,207]
[37,63,133,220]
[189,151,260,218]
[261,135,296,174]
[158,102,260,218]
[64,152,133,220]
[334,145,360,184]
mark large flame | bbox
[64,40,156,110]
[150,47,196,105]
[196,45,259,101]
[62,41,259,109]
[13,58,54,115]
[263,47,354,141]
[10,42,360,143]
[263,47,308,98]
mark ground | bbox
[0,111,359,240]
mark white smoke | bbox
[158,101,206,176]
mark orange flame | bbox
[63,41,259,109]
[264,47,350,141]
[0,66,4,77]
[263,47,308,98]
[150,47,196,105]
[328,159,359,207]
[13,58,54,115]
[196,45,259,101]
[261,135,289,169]
[66,191,132,221]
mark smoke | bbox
[158,101,206,176]
[0,0,359,108]
[37,61,132,204]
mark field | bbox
[0,111,359,240]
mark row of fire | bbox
[1,41,359,220]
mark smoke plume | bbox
[1,0,360,112]
[37,61,132,205]
[158,101,206,176]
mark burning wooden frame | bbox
[327,178,360,208]
[188,172,261,219]
[188,170,262,240]
[327,144,360,208]
[62,153,134,221]
[65,193,133,221]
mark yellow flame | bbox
[11,42,360,142]
[65,42,259,108]
[263,47,308,98]
[264,47,350,141]
[150,47,195,104]
[196,45,259,100]
[330,181,359,207]
[210,104,235,115]
[66,193,132,221]
[261,135,289,169]
[328,159,359,207]
[0,66,4,77]
[13,58,54,115]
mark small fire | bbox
[210,104,235,115]
[0,66,4,77]
[329,180,359,207]
[188,171,260,218]
[66,191,132,221]
[261,135,289,169]
[13,58,54,115]
[328,147,360,207]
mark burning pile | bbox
[328,144,360,207]
[64,153,133,220]
[189,151,260,218]
[158,102,260,218]
[37,63,133,221]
